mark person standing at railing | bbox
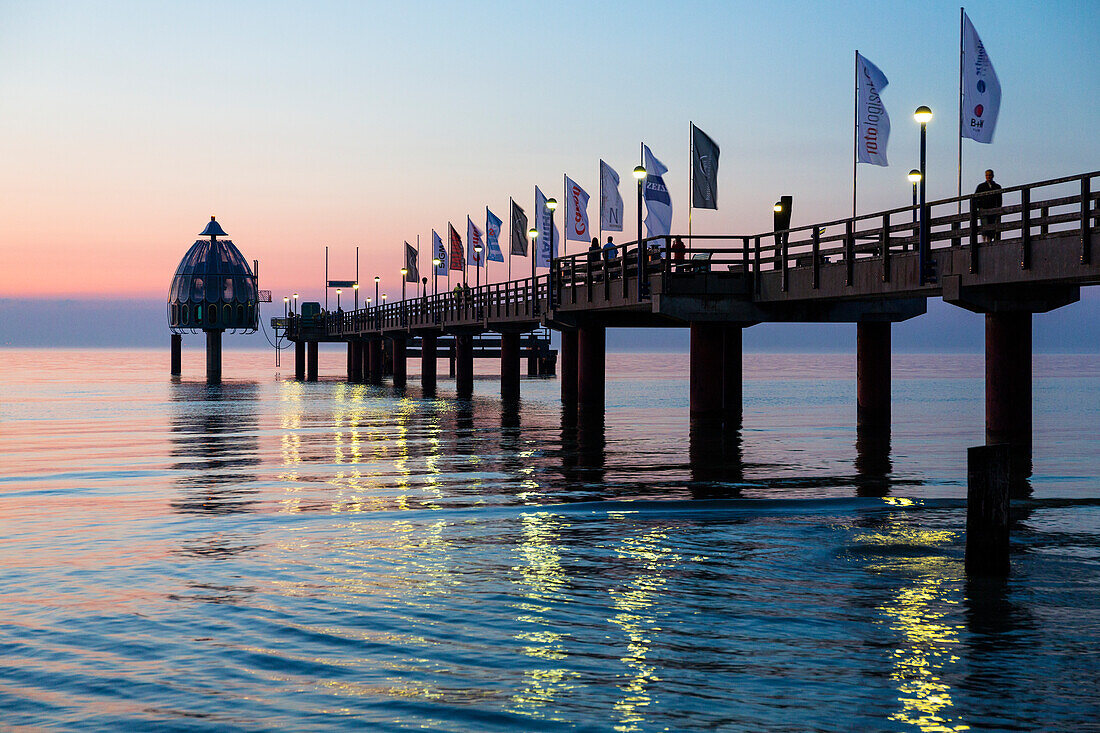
[671,237,686,265]
[974,169,1003,242]
[603,235,617,262]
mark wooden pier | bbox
[272,170,1098,573]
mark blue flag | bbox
[485,208,504,262]
[642,144,672,238]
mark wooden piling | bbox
[966,444,1011,576]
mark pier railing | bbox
[287,170,1098,339]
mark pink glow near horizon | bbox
[1,1,1096,301]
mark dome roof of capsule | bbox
[167,217,259,333]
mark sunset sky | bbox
[1,0,1097,303]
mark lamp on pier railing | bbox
[474,243,483,289]
[353,282,359,310]
[908,169,922,226]
[546,198,557,261]
[432,258,441,296]
[401,267,408,302]
[914,105,933,283]
[283,296,288,317]
[633,165,647,291]
[374,275,380,305]
[528,227,539,313]
[336,288,342,311]
[292,292,298,315]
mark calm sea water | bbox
[2,348,1099,731]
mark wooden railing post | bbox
[969,205,980,274]
[753,236,761,296]
[881,212,891,283]
[1083,175,1093,265]
[1021,187,1031,270]
[811,227,820,289]
[845,219,854,287]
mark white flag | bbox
[534,186,558,268]
[564,175,591,243]
[642,144,672,238]
[599,160,623,232]
[961,12,1001,144]
[855,53,890,166]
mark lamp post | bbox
[633,165,647,292]
[374,275,380,305]
[283,296,288,318]
[401,268,408,302]
[906,169,924,224]
[528,227,538,314]
[292,292,298,315]
[474,244,482,289]
[914,106,933,283]
[336,288,342,311]
[433,258,441,296]
[546,198,557,261]
[353,282,359,310]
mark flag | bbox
[535,186,559,268]
[691,124,720,209]
[642,144,672,238]
[448,223,463,271]
[961,12,1001,144]
[510,199,528,256]
[433,230,447,275]
[599,160,623,231]
[564,175,591,242]
[404,241,418,282]
[485,208,504,262]
[855,53,890,166]
[467,216,483,268]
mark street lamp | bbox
[374,275,380,305]
[353,282,359,310]
[401,267,408,302]
[432,258,441,296]
[292,292,298,315]
[528,226,539,313]
[633,165,647,295]
[546,198,557,260]
[283,296,288,317]
[474,243,483,289]
[914,105,933,283]
[336,287,342,311]
[908,169,922,228]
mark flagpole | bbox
[853,50,858,221]
[688,121,693,250]
[597,162,602,253]
[957,6,965,213]
[508,197,513,282]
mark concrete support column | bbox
[171,333,182,376]
[368,339,383,385]
[577,325,605,414]
[722,325,743,423]
[205,329,222,383]
[501,332,521,402]
[392,338,407,389]
[295,341,306,381]
[986,311,1032,452]
[306,341,319,382]
[690,323,724,417]
[455,335,474,396]
[347,341,356,382]
[857,322,891,430]
[560,329,579,406]
[421,334,437,393]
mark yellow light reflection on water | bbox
[861,513,969,733]
[507,511,577,720]
[608,527,679,733]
